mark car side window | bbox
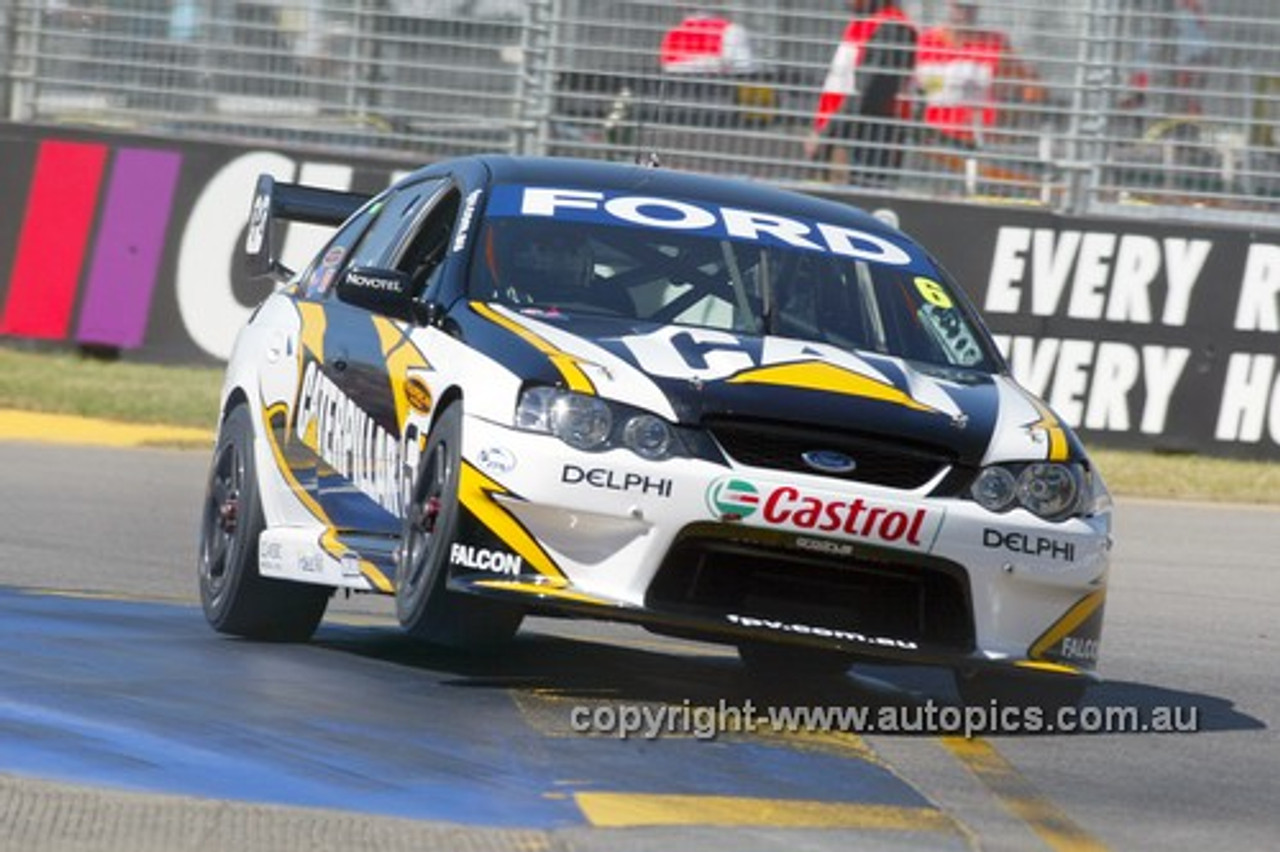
[396,187,462,301]
[345,178,445,271]
[297,201,380,301]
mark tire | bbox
[198,405,329,641]
[396,403,523,648]
[737,642,855,681]
[953,667,1088,712]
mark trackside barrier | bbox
[6,0,1280,223]
[2,122,1280,461]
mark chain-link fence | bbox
[4,0,1278,223]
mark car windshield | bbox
[469,197,998,372]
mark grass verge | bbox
[1087,449,1280,506]
[0,345,222,430]
[2,344,1278,505]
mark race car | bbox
[198,154,1111,707]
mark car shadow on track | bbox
[316,617,888,707]
[311,618,1264,738]
[840,663,1262,736]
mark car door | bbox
[257,192,381,537]
[297,176,457,537]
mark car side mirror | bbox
[335,266,441,324]
[336,266,412,318]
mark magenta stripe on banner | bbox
[75,148,182,349]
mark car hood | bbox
[464,306,1073,467]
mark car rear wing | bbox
[245,173,372,280]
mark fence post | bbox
[350,0,376,120]
[513,0,555,156]
[0,3,9,120]
[1064,0,1123,214]
[3,2,36,122]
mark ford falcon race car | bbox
[199,154,1111,707]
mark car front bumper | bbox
[449,413,1111,676]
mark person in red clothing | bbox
[804,0,919,187]
[659,8,758,76]
[916,1,1044,146]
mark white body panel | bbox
[220,288,1111,672]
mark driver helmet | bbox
[506,222,594,298]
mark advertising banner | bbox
[2,122,1279,460]
[840,193,1280,460]
[0,123,412,363]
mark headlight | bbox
[971,466,1018,513]
[515,386,685,461]
[551,394,612,450]
[970,461,1094,522]
[623,414,674,460]
[1016,463,1081,521]
[514,386,558,432]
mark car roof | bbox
[413,154,903,242]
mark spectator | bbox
[804,0,919,187]
[41,0,106,84]
[659,6,758,76]
[283,2,352,80]
[916,1,1045,147]
[165,0,203,99]
[1121,0,1213,117]
[44,0,101,33]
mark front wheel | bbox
[198,405,329,641]
[396,403,522,648]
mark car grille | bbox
[705,418,955,491]
[646,526,974,652]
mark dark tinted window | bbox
[469,215,997,371]
[346,178,444,270]
[397,188,462,300]
[297,200,380,300]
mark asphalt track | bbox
[0,430,1277,851]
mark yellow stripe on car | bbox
[471,301,596,394]
[458,461,565,580]
[295,301,328,451]
[1014,660,1084,676]
[727,360,938,414]
[1028,589,1106,662]
[371,315,432,431]
[471,579,610,607]
[258,401,393,593]
[296,301,327,363]
[1026,396,1070,462]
